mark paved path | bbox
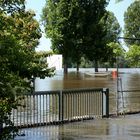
[15,114,140,140]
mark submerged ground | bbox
[16,113,140,140]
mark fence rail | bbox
[117,90,140,114]
[116,77,140,114]
[11,88,109,128]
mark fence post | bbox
[102,88,109,118]
[59,90,64,122]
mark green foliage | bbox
[79,57,94,68]
[0,77,22,139]
[84,10,121,64]
[104,11,121,43]
[115,0,123,2]
[124,0,140,46]
[33,51,55,78]
[0,0,25,13]
[107,42,125,65]
[126,45,140,67]
[97,11,122,65]
[42,0,123,72]
[42,0,109,72]
[78,0,108,62]
[0,1,54,139]
[107,42,124,56]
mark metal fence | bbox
[11,88,109,128]
[117,90,140,114]
[116,77,140,115]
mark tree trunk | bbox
[76,62,79,73]
[94,60,98,72]
[63,55,68,74]
[106,67,108,72]
[64,63,68,74]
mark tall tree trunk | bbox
[94,60,98,72]
[63,55,68,74]
[76,62,79,73]
[64,62,68,74]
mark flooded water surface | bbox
[15,68,140,140]
[35,68,140,91]
[16,114,140,140]
[35,68,140,114]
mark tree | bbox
[104,11,121,43]
[115,0,137,3]
[42,0,109,73]
[126,45,140,67]
[103,11,122,65]
[0,0,25,13]
[0,1,54,139]
[107,42,125,67]
[115,0,123,2]
[74,1,109,72]
[124,1,140,46]
[84,10,121,72]
[42,0,83,73]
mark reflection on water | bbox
[35,68,116,91]
[16,69,140,140]
[16,114,140,140]
[35,68,140,114]
[35,68,140,91]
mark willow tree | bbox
[0,1,54,139]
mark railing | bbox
[117,90,140,114]
[11,88,109,128]
[116,77,140,115]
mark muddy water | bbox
[35,68,140,114]
[16,114,140,140]
[15,69,140,140]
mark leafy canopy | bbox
[42,0,109,73]
[126,45,140,67]
[0,0,54,139]
[124,0,140,46]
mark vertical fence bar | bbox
[11,88,109,127]
[33,95,35,126]
[59,91,63,122]
[42,94,44,124]
[46,94,48,123]
[23,96,26,126]
[40,95,42,124]
[29,95,31,126]
[102,88,109,118]
[26,95,28,126]
[51,94,55,122]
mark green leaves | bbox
[0,1,55,139]
[115,0,123,3]
[126,45,140,67]
[124,1,140,46]
[0,0,25,13]
[107,42,124,56]
[42,0,109,71]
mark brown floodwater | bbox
[15,68,140,140]
[35,68,140,91]
[35,68,140,114]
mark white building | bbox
[47,54,62,70]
